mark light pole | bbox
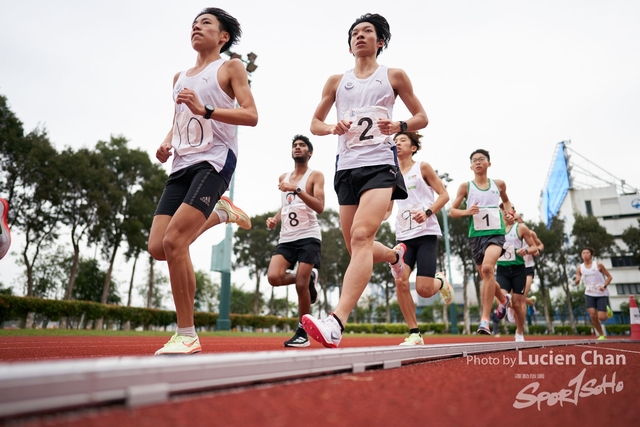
[438,171,458,334]
[211,51,258,331]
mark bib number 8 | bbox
[288,212,299,227]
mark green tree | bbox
[230,285,263,315]
[317,209,349,315]
[570,213,617,261]
[371,222,396,322]
[12,129,62,296]
[92,136,154,308]
[194,270,220,312]
[57,147,109,300]
[28,246,70,300]
[122,162,167,307]
[234,212,279,314]
[447,208,476,334]
[530,217,568,334]
[621,219,640,269]
[73,258,120,305]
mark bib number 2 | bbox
[343,106,389,148]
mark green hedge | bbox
[0,295,296,331]
[0,295,633,335]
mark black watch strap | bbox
[204,104,215,120]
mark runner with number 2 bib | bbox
[301,13,428,348]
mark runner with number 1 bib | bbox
[449,149,515,335]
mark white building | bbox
[555,184,640,312]
[540,141,640,316]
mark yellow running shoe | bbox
[215,196,252,230]
[606,305,613,319]
[436,272,454,306]
[155,334,202,355]
[399,333,424,346]
[597,335,607,341]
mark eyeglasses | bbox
[470,157,486,163]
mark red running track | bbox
[1,335,638,426]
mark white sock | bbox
[177,326,197,337]
[214,208,228,223]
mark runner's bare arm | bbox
[378,68,428,135]
[310,74,350,136]
[449,182,474,218]
[156,72,181,163]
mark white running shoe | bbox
[515,333,525,342]
[154,334,202,355]
[389,243,406,279]
[399,332,424,346]
[215,196,252,230]
[435,272,454,306]
[301,313,342,348]
[507,307,515,323]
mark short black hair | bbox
[292,134,313,152]
[194,8,241,53]
[581,247,595,256]
[348,13,391,57]
[470,149,491,162]
[393,131,423,155]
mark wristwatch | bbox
[295,187,302,194]
[399,121,408,132]
[203,104,215,119]
[425,209,433,217]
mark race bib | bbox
[281,204,310,233]
[498,242,516,262]
[472,207,501,231]
[343,106,389,148]
[171,110,215,156]
[397,205,425,233]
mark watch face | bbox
[205,104,214,112]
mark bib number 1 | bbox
[472,207,501,231]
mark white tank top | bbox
[580,262,609,297]
[522,239,535,268]
[279,169,322,243]
[395,162,442,240]
[170,58,238,185]
[498,223,524,266]
[466,179,506,237]
[334,65,397,171]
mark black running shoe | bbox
[309,268,319,305]
[284,330,310,348]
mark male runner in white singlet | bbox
[266,135,325,347]
[392,131,453,345]
[449,149,513,335]
[496,204,538,341]
[302,13,428,348]
[148,8,258,355]
[574,247,612,340]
